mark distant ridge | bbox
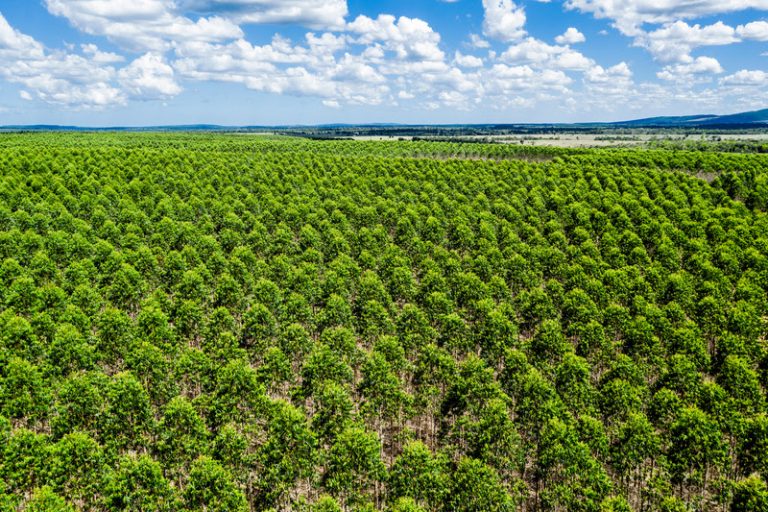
[612,115,720,127]
[2,108,768,132]
[613,108,768,127]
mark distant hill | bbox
[2,108,768,133]
[613,108,768,127]
[612,114,720,127]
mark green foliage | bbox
[324,425,386,507]
[184,456,247,512]
[668,407,728,485]
[448,457,513,512]
[0,133,765,510]
[102,455,176,512]
[156,396,208,471]
[0,357,49,423]
[389,441,449,509]
[48,432,103,507]
[24,486,74,512]
[311,495,343,512]
[731,476,768,512]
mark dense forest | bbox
[0,133,768,511]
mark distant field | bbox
[350,132,768,148]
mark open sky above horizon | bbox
[0,0,767,126]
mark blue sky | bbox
[0,0,767,125]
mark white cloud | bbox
[6,54,126,108]
[306,32,349,57]
[32,81,126,108]
[0,13,125,108]
[1,0,761,119]
[585,61,632,83]
[0,12,195,108]
[583,62,634,99]
[487,63,535,79]
[468,33,491,49]
[565,0,768,36]
[438,89,474,109]
[638,21,737,62]
[454,51,483,68]
[501,37,594,70]
[720,69,768,86]
[119,53,182,98]
[332,54,386,84]
[603,17,768,63]
[0,13,44,58]
[173,35,392,106]
[563,1,768,63]
[555,50,592,70]
[413,66,477,94]
[45,0,243,51]
[482,0,526,42]
[501,38,558,63]
[736,21,768,41]
[81,43,125,64]
[177,0,348,30]
[556,27,586,44]
[170,11,489,111]
[657,56,723,81]
[498,74,570,107]
[347,15,445,62]
[483,63,572,104]
[716,69,768,113]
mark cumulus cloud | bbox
[482,0,526,42]
[173,34,391,106]
[638,21,737,62]
[0,12,189,108]
[468,33,491,49]
[1,0,763,117]
[556,27,586,44]
[169,11,488,111]
[4,53,126,108]
[177,0,348,30]
[0,13,45,58]
[720,69,768,86]
[582,62,634,101]
[559,0,768,67]
[565,0,768,36]
[617,17,768,63]
[347,15,445,62]
[81,43,125,64]
[45,0,243,51]
[482,64,572,108]
[454,51,483,68]
[657,56,723,81]
[0,13,126,108]
[26,81,126,108]
[119,53,182,98]
[736,21,768,41]
[501,37,594,70]
[585,62,632,83]
[11,0,638,114]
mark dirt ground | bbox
[350,133,768,148]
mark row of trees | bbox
[0,133,767,510]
